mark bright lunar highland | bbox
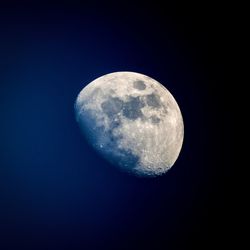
[75,72,184,177]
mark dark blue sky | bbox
[0,2,232,250]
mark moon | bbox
[75,72,184,177]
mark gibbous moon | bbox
[75,72,184,177]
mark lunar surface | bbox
[75,72,184,177]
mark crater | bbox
[110,118,121,129]
[101,97,123,118]
[103,138,139,171]
[150,115,161,124]
[119,149,139,170]
[133,80,146,90]
[122,96,145,120]
[145,93,161,108]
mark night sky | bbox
[0,2,233,250]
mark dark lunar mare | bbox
[145,93,161,108]
[101,97,123,118]
[133,80,146,90]
[122,96,145,120]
